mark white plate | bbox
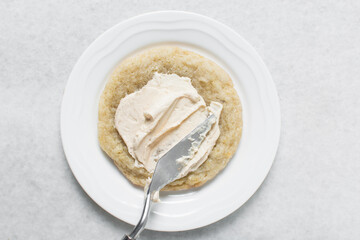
[61,11,281,232]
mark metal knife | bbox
[121,114,216,240]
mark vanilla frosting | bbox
[115,73,222,179]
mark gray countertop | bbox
[1,1,360,239]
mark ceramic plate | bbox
[61,11,281,231]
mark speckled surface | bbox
[1,1,360,239]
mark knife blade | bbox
[149,113,216,193]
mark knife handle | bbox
[121,235,133,240]
[121,187,152,240]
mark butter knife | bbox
[121,114,216,240]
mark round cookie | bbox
[98,46,242,191]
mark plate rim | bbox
[61,10,281,232]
